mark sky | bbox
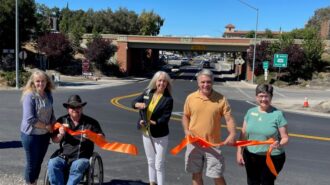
[35,0,330,37]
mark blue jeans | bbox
[21,132,50,184]
[48,156,90,185]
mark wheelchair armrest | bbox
[50,149,62,159]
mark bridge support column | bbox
[117,41,130,74]
[246,60,253,81]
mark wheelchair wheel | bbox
[86,152,104,185]
[43,168,50,185]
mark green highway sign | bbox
[273,54,288,68]
[263,61,269,70]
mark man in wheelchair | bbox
[47,95,104,185]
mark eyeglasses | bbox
[257,95,271,99]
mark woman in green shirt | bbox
[237,84,289,185]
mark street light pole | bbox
[15,0,19,89]
[252,9,258,84]
[238,0,258,84]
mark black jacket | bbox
[132,89,173,138]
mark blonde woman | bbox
[20,70,56,185]
[132,71,173,185]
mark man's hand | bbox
[184,130,194,137]
[58,126,65,135]
[56,126,65,139]
[224,114,236,145]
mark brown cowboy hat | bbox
[63,95,87,108]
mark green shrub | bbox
[0,71,31,87]
[255,72,288,87]
[255,72,277,84]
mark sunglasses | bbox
[68,106,82,110]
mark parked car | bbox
[200,60,211,68]
[181,58,190,66]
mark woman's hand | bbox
[236,151,245,166]
[149,120,156,125]
[45,124,53,133]
[135,102,146,110]
[139,120,146,127]
[270,140,281,149]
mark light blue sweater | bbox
[20,91,55,135]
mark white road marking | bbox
[246,100,257,106]
[236,87,253,99]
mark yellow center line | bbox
[110,93,330,142]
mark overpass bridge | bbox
[82,34,255,80]
[82,34,330,81]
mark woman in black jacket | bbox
[132,71,173,185]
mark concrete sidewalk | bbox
[55,75,147,90]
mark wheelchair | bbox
[44,151,104,185]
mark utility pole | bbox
[15,0,19,89]
[238,0,258,84]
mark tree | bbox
[84,9,95,33]
[289,28,305,39]
[111,8,139,34]
[281,44,307,81]
[138,10,164,36]
[306,6,330,31]
[277,33,294,49]
[93,9,114,33]
[301,27,325,72]
[0,0,36,50]
[84,38,116,70]
[37,33,72,69]
[246,41,273,76]
[59,6,71,34]
[67,10,86,52]
[264,29,273,38]
[248,27,325,83]
[245,30,255,38]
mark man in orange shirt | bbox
[182,69,236,185]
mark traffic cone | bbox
[303,97,309,108]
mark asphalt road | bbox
[0,80,329,185]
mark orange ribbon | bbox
[170,135,225,155]
[234,138,277,176]
[53,123,138,156]
[170,135,278,176]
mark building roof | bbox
[225,24,235,28]
[224,30,282,35]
